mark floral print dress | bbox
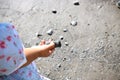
[0,23,50,80]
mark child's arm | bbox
[21,41,55,67]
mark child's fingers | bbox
[47,42,55,50]
[39,40,46,45]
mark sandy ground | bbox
[0,0,120,80]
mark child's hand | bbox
[37,40,55,57]
[22,40,55,67]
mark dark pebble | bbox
[74,1,80,6]
[46,29,53,35]
[87,23,90,26]
[63,29,68,32]
[37,33,42,37]
[70,21,77,26]
[52,9,57,14]
[63,58,67,61]
[116,1,120,8]
[59,36,64,40]
[65,42,69,46]
[58,64,61,68]
[54,40,62,48]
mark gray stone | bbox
[54,40,62,48]
[116,1,120,8]
[70,21,77,26]
[56,63,62,69]
[111,33,116,37]
[65,42,69,46]
[97,5,103,9]
[87,23,90,26]
[36,32,42,38]
[52,9,57,14]
[63,57,67,61]
[59,36,64,40]
[73,1,80,6]
[63,29,68,32]
[46,29,53,35]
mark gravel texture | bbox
[0,0,120,80]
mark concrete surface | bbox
[0,0,120,80]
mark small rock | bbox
[73,1,80,6]
[69,15,72,17]
[54,40,62,48]
[63,29,68,32]
[70,48,74,53]
[46,40,61,48]
[97,5,102,9]
[105,32,109,36]
[111,33,116,37]
[116,1,120,8]
[87,23,90,26]
[105,32,108,34]
[111,0,116,5]
[63,57,67,61]
[70,21,77,26]
[65,42,69,46]
[71,50,74,53]
[59,36,64,40]
[58,64,61,68]
[46,29,53,35]
[36,33,42,38]
[52,9,57,14]
[57,64,62,68]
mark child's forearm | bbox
[21,42,55,68]
[21,47,40,67]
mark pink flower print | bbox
[19,49,22,54]
[28,71,32,77]
[0,69,7,72]
[6,36,12,41]
[7,25,15,29]
[12,25,15,29]
[0,41,6,48]
[0,55,5,59]
[6,56,11,61]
